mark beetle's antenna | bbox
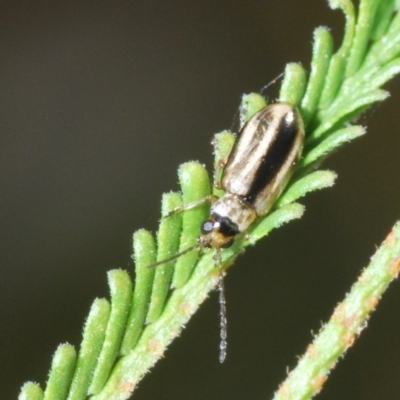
[259,72,284,96]
[215,248,227,363]
[147,243,200,268]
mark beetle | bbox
[150,102,304,362]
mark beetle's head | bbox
[199,215,238,249]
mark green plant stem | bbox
[272,221,400,400]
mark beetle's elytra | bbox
[200,103,304,252]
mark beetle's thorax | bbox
[200,193,257,249]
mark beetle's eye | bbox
[201,220,214,234]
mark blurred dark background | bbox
[1,1,400,399]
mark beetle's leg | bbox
[211,133,235,190]
[213,160,226,190]
[164,194,218,218]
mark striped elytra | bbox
[204,102,304,250]
[221,103,304,218]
